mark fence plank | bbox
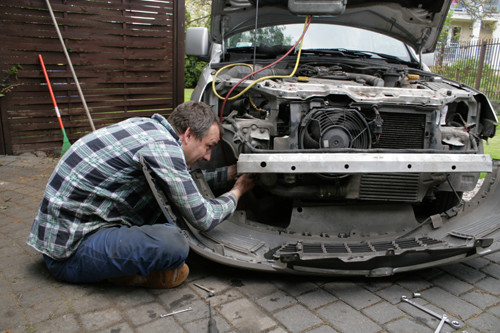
[0,0,184,154]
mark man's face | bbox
[181,123,220,169]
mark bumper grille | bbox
[276,237,445,262]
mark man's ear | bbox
[179,127,192,144]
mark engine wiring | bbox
[212,15,313,121]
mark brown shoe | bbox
[108,264,189,289]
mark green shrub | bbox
[184,55,206,89]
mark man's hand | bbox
[229,173,255,200]
[227,164,237,181]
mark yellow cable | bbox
[211,16,310,101]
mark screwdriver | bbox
[208,299,219,333]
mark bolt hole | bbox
[451,165,456,170]
[260,162,267,168]
[344,164,349,169]
[407,164,412,169]
[291,166,296,171]
[297,207,303,213]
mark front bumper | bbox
[237,153,493,173]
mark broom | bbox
[38,54,72,156]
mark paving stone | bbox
[485,250,500,262]
[362,301,405,324]
[385,316,434,333]
[234,278,278,299]
[122,301,167,326]
[23,297,71,324]
[104,322,135,333]
[431,273,474,296]
[111,287,155,307]
[267,327,289,333]
[68,288,115,313]
[297,288,337,309]
[0,306,27,330]
[375,284,410,304]
[183,314,231,333]
[462,290,499,309]
[481,263,500,279]
[32,314,82,333]
[440,263,486,283]
[307,325,339,333]
[466,312,500,332]
[273,278,319,297]
[420,287,482,320]
[463,257,491,270]
[475,276,500,295]
[396,276,434,293]
[317,301,381,333]
[219,298,276,332]
[274,304,323,333]
[397,300,448,329]
[257,289,297,312]
[80,308,123,331]
[208,288,244,307]
[137,317,184,333]
[488,303,500,317]
[323,282,381,310]
[157,285,198,310]
[164,298,208,324]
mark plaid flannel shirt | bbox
[27,114,236,260]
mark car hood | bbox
[211,0,452,53]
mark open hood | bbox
[211,0,452,53]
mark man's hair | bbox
[168,101,222,140]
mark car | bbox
[171,0,500,276]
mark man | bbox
[27,101,254,288]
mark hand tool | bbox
[434,314,447,333]
[160,307,192,318]
[193,282,215,297]
[401,296,463,329]
[207,300,219,333]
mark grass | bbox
[184,88,194,102]
[485,133,500,159]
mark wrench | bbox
[434,314,447,333]
[160,306,192,318]
[193,283,215,297]
[401,296,463,329]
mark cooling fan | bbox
[299,108,371,149]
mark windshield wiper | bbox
[302,48,413,65]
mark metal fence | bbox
[431,39,500,100]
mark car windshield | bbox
[227,23,412,62]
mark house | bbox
[448,0,500,42]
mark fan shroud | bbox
[299,108,372,150]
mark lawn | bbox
[485,132,500,159]
[184,88,193,102]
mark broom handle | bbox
[44,0,96,131]
[38,54,65,131]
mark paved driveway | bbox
[1,154,499,333]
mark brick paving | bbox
[1,153,499,333]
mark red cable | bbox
[219,16,313,121]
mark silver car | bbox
[174,0,499,276]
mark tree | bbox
[455,0,497,21]
[184,0,212,88]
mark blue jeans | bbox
[43,223,189,283]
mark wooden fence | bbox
[0,0,185,155]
